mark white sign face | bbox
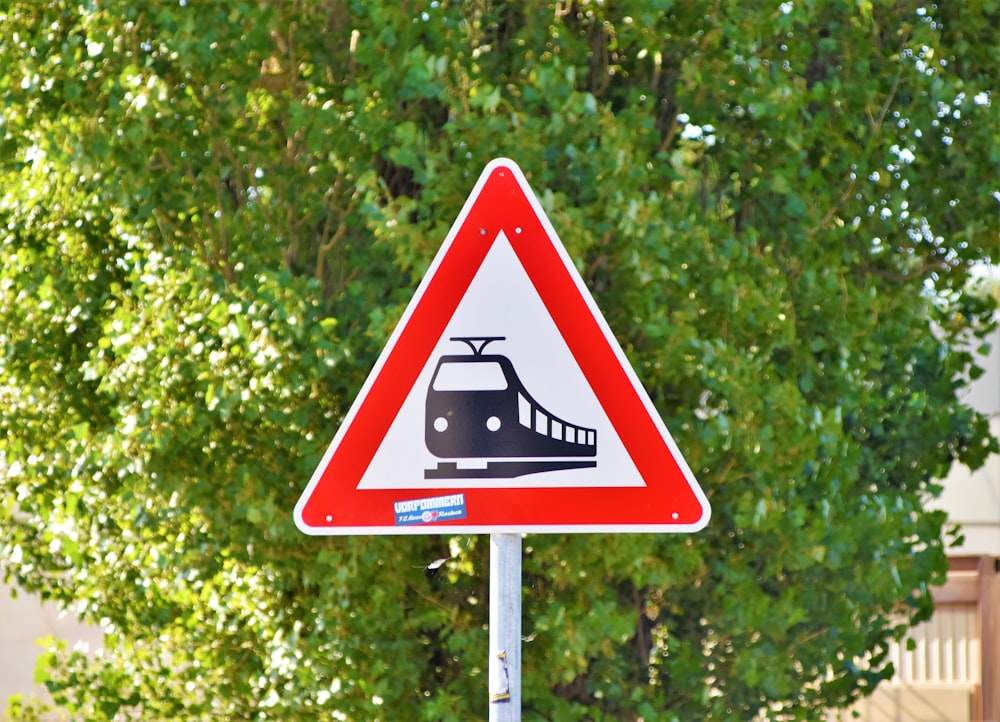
[357,231,645,490]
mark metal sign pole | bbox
[488,532,522,721]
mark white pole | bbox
[488,532,522,721]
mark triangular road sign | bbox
[294,158,710,535]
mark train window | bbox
[432,361,509,391]
[535,411,547,434]
[518,394,531,427]
[566,427,576,443]
[586,430,595,446]
[551,420,562,439]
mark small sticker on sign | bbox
[394,494,467,526]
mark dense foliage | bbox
[2,1,998,719]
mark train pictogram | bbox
[425,337,597,479]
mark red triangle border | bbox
[294,159,710,534]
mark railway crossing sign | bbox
[294,158,710,535]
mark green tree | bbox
[1,1,998,719]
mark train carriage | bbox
[424,337,597,479]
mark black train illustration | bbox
[425,337,597,479]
